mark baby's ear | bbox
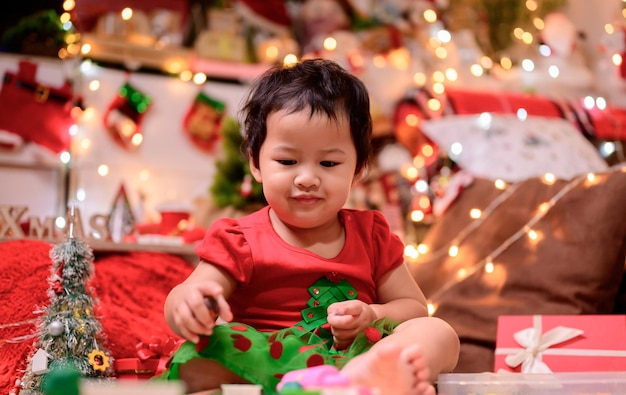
[354,164,369,184]
[248,153,262,183]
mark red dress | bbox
[160,206,405,394]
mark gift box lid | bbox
[436,372,626,395]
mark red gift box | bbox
[445,87,563,119]
[115,358,160,380]
[115,336,183,380]
[494,315,626,373]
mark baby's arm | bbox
[164,259,236,343]
[369,263,429,322]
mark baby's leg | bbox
[340,342,435,395]
[177,358,248,393]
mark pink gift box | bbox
[494,315,626,373]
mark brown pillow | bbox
[411,166,626,373]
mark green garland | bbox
[1,10,67,57]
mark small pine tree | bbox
[18,222,112,395]
[210,116,265,210]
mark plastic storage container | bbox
[436,372,626,395]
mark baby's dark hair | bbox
[241,58,372,175]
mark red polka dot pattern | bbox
[306,353,325,367]
[232,333,252,352]
[269,341,283,359]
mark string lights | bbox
[405,165,626,315]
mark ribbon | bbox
[135,336,183,375]
[495,315,626,373]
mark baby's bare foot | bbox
[341,342,435,395]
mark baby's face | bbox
[249,108,357,231]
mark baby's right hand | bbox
[172,281,232,343]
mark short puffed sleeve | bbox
[193,217,254,284]
[370,210,405,280]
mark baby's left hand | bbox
[327,300,377,350]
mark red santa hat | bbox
[234,0,292,35]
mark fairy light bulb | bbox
[411,210,425,222]
[119,120,136,138]
[193,73,207,85]
[413,155,425,168]
[470,64,484,77]
[605,23,615,34]
[456,268,468,280]
[413,72,427,86]
[433,71,445,83]
[179,70,193,82]
[421,144,434,158]
[131,133,143,147]
[548,65,560,78]
[402,166,419,180]
[404,244,419,260]
[323,36,337,51]
[434,47,447,59]
[612,53,622,67]
[59,151,71,164]
[405,113,419,127]
[432,83,445,95]
[121,7,133,20]
[448,245,459,257]
[521,59,535,72]
[445,68,458,81]
[522,32,534,44]
[543,173,556,184]
[500,57,512,70]
[97,164,109,177]
[527,229,538,241]
[525,0,538,11]
[494,179,507,190]
[417,244,429,255]
[485,261,495,273]
[81,43,92,55]
[60,12,71,24]
[80,138,91,152]
[423,9,437,23]
[373,55,387,68]
[587,173,596,183]
[427,98,442,111]
[427,303,436,316]
[63,0,75,11]
[470,208,482,219]
[480,56,493,70]
[88,80,100,91]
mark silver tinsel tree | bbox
[17,217,112,395]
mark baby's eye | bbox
[320,161,339,167]
[277,159,296,165]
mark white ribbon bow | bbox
[504,315,583,373]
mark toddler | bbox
[161,58,460,395]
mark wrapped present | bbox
[115,358,160,380]
[494,315,626,373]
[445,87,563,119]
[115,336,183,380]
